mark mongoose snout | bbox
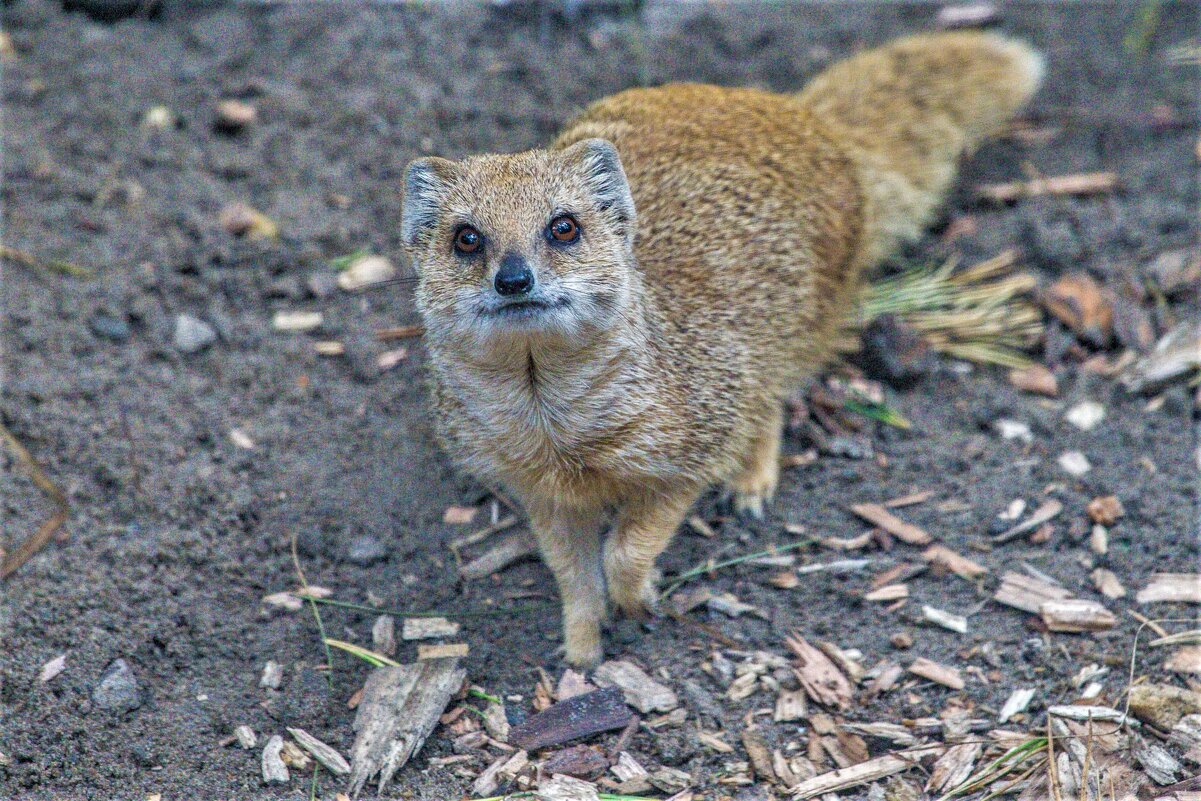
[494,252,536,297]
[402,32,1044,666]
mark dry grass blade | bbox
[939,737,1048,800]
[0,421,70,579]
[1,243,94,278]
[843,251,1042,368]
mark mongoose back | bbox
[401,32,1044,666]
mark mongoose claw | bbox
[733,492,767,521]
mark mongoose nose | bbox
[494,253,535,297]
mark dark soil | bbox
[1,2,1198,799]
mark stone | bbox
[173,314,217,354]
[92,658,143,712]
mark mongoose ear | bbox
[562,138,636,236]
[401,157,457,247]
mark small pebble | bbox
[1058,450,1092,477]
[890,632,913,649]
[89,313,131,342]
[173,314,217,354]
[1065,401,1105,431]
[92,658,143,712]
[994,419,1032,444]
[215,98,256,132]
[141,105,175,130]
[260,660,284,690]
[345,534,388,566]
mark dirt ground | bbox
[1,1,1198,799]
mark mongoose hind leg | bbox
[727,405,783,520]
[528,502,608,668]
[604,487,699,618]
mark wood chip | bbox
[922,544,986,579]
[1130,684,1201,730]
[817,641,865,683]
[234,724,257,749]
[785,633,853,710]
[885,490,933,508]
[1009,364,1058,396]
[908,658,964,690]
[372,616,396,657]
[1047,704,1126,723]
[593,660,678,714]
[697,730,734,753]
[790,745,944,799]
[1040,599,1116,632]
[39,653,67,683]
[314,340,344,356]
[926,741,981,794]
[1167,647,1201,675]
[459,532,536,580]
[992,499,1063,544]
[742,728,776,782]
[849,504,932,545]
[774,689,807,722]
[536,774,601,801]
[402,617,461,641]
[272,310,322,332]
[1091,568,1126,599]
[347,659,467,796]
[994,570,1073,614]
[1086,495,1124,526]
[976,171,1117,202]
[863,662,903,700]
[337,255,396,292]
[375,324,425,341]
[508,687,633,751]
[417,643,469,660]
[262,734,290,784]
[922,605,968,634]
[998,688,1035,723]
[472,753,510,797]
[686,515,716,538]
[864,584,909,602]
[542,744,609,778]
[1138,574,1201,604]
[287,727,350,776]
[556,669,596,701]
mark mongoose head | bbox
[401,138,637,349]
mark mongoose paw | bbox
[733,491,767,520]
[609,567,661,620]
[562,627,604,669]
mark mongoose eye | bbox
[454,226,482,254]
[547,215,580,244]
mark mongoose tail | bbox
[798,32,1044,265]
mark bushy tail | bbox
[797,31,1044,265]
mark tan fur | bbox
[401,32,1043,666]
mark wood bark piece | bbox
[926,741,981,794]
[417,643,468,660]
[593,660,678,713]
[401,617,460,640]
[785,633,853,710]
[774,689,808,722]
[262,734,290,784]
[348,658,466,797]
[1040,599,1116,632]
[537,774,601,801]
[508,686,633,751]
[1138,574,1201,604]
[908,657,964,690]
[922,605,968,633]
[459,532,537,579]
[863,584,908,602]
[790,745,943,798]
[922,544,986,579]
[992,499,1063,544]
[998,688,1035,723]
[976,171,1117,202]
[994,570,1073,614]
[849,503,932,545]
[1166,647,1201,674]
[1091,568,1126,599]
[286,727,350,776]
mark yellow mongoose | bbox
[401,32,1044,666]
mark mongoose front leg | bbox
[604,487,699,618]
[727,405,783,520]
[527,502,607,668]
